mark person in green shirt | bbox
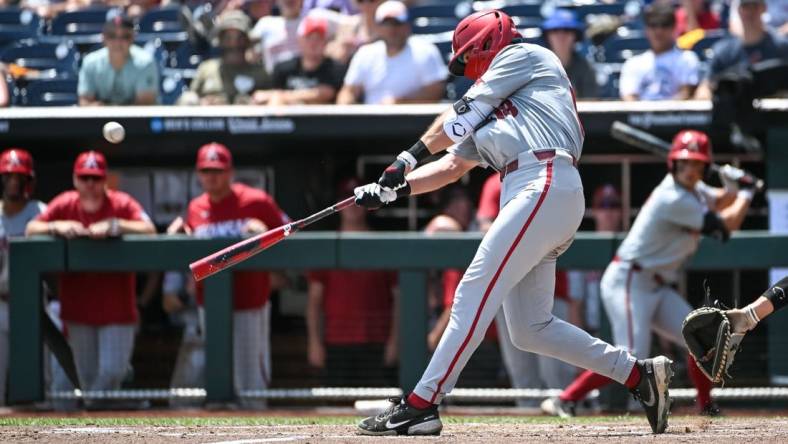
[78,14,159,106]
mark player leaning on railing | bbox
[353,9,674,436]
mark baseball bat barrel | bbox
[610,121,765,192]
[190,196,356,281]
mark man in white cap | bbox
[337,0,446,104]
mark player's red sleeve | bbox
[256,193,289,230]
[442,269,463,309]
[116,193,146,221]
[476,174,501,221]
[35,193,68,222]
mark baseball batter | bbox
[0,149,46,405]
[543,130,754,417]
[354,10,673,436]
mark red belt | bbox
[612,256,676,290]
[499,150,577,182]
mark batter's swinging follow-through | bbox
[353,7,673,436]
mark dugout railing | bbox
[8,232,788,405]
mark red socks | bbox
[624,363,641,389]
[687,354,713,409]
[561,370,614,402]
[407,392,432,410]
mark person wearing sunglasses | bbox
[26,151,155,406]
[78,15,159,106]
[619,4,700,101]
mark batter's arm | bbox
[717,193,751,232]
[420,108,461,154]
[305,280,326,368]
[405,153,478,196]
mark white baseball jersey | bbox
[449,42,585,171]
[616,174,716,282]
[0,200,46,295]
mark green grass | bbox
[0,415,682,427]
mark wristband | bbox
[746,305,760,325]
[397,140,430,169]
[737,189,754,201]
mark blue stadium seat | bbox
[137,6,189,47]
[0,41,79,78]
[445,75,473,101]
[23,78,78,106]
[47,7,120,45]
[601,33,649,63]
[160,70,187,105]
[411,17,457,35]
[0,8,42,48]
[168,41,213,71]
[573,2,626,21]
[691,29,728,61]
[595,63,623,99]
[408,4,461,19]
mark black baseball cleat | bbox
[629,356,674,434]
[700,401,722,417]
[357,396,442,436]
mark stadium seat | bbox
[601,33,649,63]
[408,3,463,19]
[168,41,214,71]
[574,2,626,21]
[137,6,189,47]
[160,71,188,105]
[445,75,473,101]
[0,8,42,48]
[0,41,79,78]
[22,77,78,106]
[47,7,121,45]
[595,63,623,99]
[411,17,457,35]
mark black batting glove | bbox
[354,183,397,210]
[378,158,410,193]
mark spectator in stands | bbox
[303,0,356,14]
[325,0,384,65]
[675,0,721,36]
[619,4,701,100]
[0,149,45,406]
[542,9,598,99]
[251,0,305,74]
[179,11,271,105]
[696,0,788,100]
[26,151,156,399]
[306,177,398,386]
[476,173,579,406]
[336,0,446,104]
[258,15,344,105]
[177,142,289,408]
[78,15,159,106]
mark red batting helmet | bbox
[667,130,712,169]
[449,10,520,81]
[0,148,34,178]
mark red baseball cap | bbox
[298,15,328,38]
[0,148,34,177]
[196,142,233,170]
[73,151,107,177]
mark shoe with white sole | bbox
[540,396,577,418]
[630,356,674,434]
[357,396,442,436]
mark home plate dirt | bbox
[2,416,788,443]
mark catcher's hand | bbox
[682,307,744,384]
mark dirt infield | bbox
[2,416,788,443]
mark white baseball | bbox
[103,121,125,144]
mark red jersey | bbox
[187,183,289,310]
[477,174,501,221]
[307,269,397,345]
[36,190,148,325]
[675,8,720,36]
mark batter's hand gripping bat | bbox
[610,121,765,192]
[190,197,355,281]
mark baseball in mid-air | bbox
[103,121,125,144]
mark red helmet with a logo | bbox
[449,10,520,81]
[0,148,34,178]
[667,130,712,169]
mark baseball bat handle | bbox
[189,196,356,281]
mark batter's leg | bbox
[502,258,636,384]
[233,308,266,409]
[66,322,99,391]
[495,308,542,406]
[652,288,713,412]
[94,324,135,391]
[536,299,578,389]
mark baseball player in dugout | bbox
[543,130,756,419]
[354,10,674,436]
[0,149,46,405]
[25,151,156,401]
[175,142,289,408]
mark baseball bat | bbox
[610,121,765,192]
[41,304,82,390]
[190,196,356,281]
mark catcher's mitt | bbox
[682,307,744,384]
